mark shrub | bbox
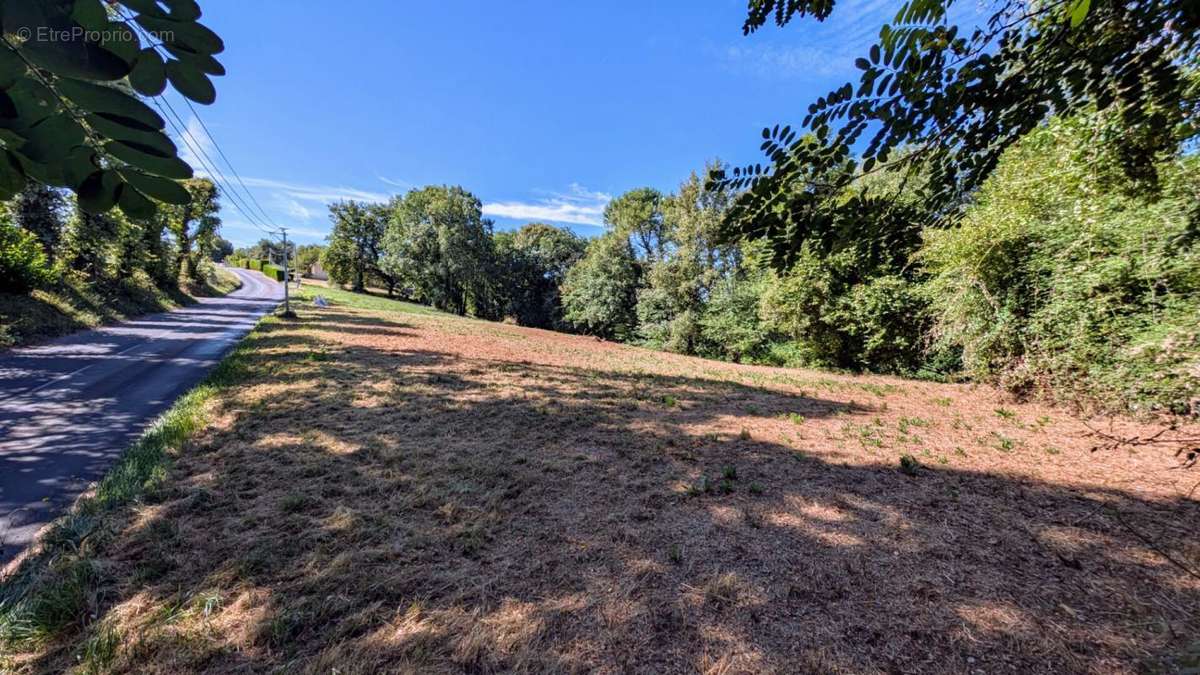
[561,232,640,340]
[262,264,285,282]
[759,244,928,374]
[0,219,53,292]
[697,267,773,363]
[920,113,1200,416]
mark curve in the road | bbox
[0,267,282,568]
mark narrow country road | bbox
[0,268,282,568]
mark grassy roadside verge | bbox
[0,265,242,350]
[0,313,273,671]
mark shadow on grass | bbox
[0,276,189,350]
[7,308,1199,673]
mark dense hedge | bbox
[920,116,1199,416]
[262,264,285,282]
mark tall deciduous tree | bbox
[604,188,666,263]
[636,165,737,352]
[323,201,393,294]
[494,222,586,328]
[11,182,66,259]
[380,186,495,315]
[159,178,220,282]
[561,231,640,340]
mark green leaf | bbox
[61,146,100,189]
[117,0,170,18]
[0,151,25,200]
[0,79,60,132]
[0,46,27,89]
[18,112,86,162]
[1068,0,1091,27]
[105,140,193,179]
[71,0,108,27]
[100,21,141,65]
[129,48,167,96]
[54,78,165,129]
[5,1,132,81]
[165,60,215,104]
[121,168,191,204]
[13,154,67,186]
[77,169,123,212]
[84,113,176,156]
[135,15,225,55]
[117,182,157,219]
[163,44,225,75]
[162,0,202,21]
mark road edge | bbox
[0,312,276,654]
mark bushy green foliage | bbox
[719,0,1200,266]
[561,232,640,339]
[262,264,286,282]
[380,186,495,315]
[921,114,1200,414]
[759,246,928,374]
[494,223,586,328]
[0,218,52,292]
[696,264,772,363]
[11,183,67,259]
[323,201,392,294]
[636,167,739,353]
[295,244,325,275]
[63,207,121,283]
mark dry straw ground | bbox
[11,290,1200,673]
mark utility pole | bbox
[279,228,291,315]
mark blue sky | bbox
[171,0,903,246]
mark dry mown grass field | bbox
[10,287,1199,673]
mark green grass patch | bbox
[295,282,443,316]
[0,315,271,649]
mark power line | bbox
[118,10,283,240]
[149,95,276,237]
[178,96,280,231]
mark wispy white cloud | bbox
[718,0,900,81]
[277,196,317,222]
[721,43,851,79]
[238,177,389,204]
[176,115,216,175]
[482,183,611,227]
[378,176,413,190]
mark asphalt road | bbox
[0,267,282,568]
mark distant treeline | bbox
[306,110,1200,418]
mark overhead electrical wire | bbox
[118,10,283,240]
